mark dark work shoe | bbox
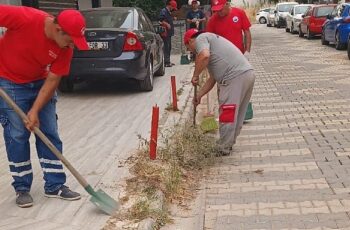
[16,191,33,208]
[165,63,172,67]
[45,185,81,201]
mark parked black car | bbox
[59,7,165,92]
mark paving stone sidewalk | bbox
[202,24,350,229]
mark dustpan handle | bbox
[0,88,90,188]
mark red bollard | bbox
[150,105,159,160]
[171,75,178,111]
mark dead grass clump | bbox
[118,121,218,228]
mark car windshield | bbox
[278,4,296,12]
[315,6,335,17]
[295,6,309,14]
[82,9,134,28]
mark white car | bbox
[286,4,313,33]
[274,2,298,28]
[256,8,271,24]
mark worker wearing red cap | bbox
[0,5,89,208]
[184,29,255,156]
[206,0,251,57]
[159,0,178,67]
[186,1,206,30]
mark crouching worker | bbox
[184,29,255,156]
[0,5,89,208]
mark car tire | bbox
[58,78,74,93]
[298,27,304,38]
[154,54,165,76]
[259,17,267,24]
[347,38,350,60]
[306,27,313,40]
[335,31,346,50]
[321,29,329,45]
[139,60,153,91]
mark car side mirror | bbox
[154,25,165,34]
[274,10,277,14]
[302,14,305,18]
[326,14,331,19]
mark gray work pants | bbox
[217,70,255,153]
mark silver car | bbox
[286,4,313,33]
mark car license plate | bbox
[88,42,109,50]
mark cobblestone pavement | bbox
[203,24,350,229]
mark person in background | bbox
[159,0,178,67]
[0,5,89,208]
[184,29,255,156]
[206,0,252,58]
[186,0,206,30]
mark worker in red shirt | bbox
[206,0,252,58]
[0,5,89,208]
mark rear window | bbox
[82,9,134,29]
[314,6,335,17]
[295,6,310,14]
[277,4,296,12]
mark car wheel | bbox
[259,17,267,24]
[58,78,74,93]
[335,31,346,50]
[154,53,165,76]
[321,29,329,45]
[348,38,350,60]
[139,60,154,91]
[298,27,304,38]
[306,27,313,40]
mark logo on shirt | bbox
[232,16,239,23]
[48,50,58,59]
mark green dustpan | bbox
[200,117,218,132]
[0,88,119,215]
[181,54,191,65]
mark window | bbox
[277,4,297,12]
[83,9,134,29]
[295,6,310,15]
[314,6,336,17]
[139,12,152,32]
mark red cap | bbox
[211,0,227,11]
[192,0,198,4]
[57,9,89,50]
[184,28,201,44]
[169,1,178,10]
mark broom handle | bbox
[193,85,197,126]
[0,88,90,189]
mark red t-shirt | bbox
[206,7,251,53]
[0,5,73,83]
